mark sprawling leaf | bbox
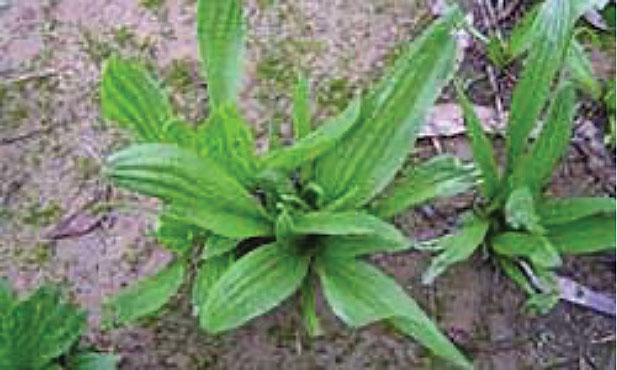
[301,277,323,337]
[103,262,184,326]
[107,144,272,238]
[202,234,240,259]
[156,214,205,255]
[316,258,472,369]
[456,84,500,198]
[504,187,545,234]
[320,234,410,259]
[565,39,601,99]
[70,353,120,370]
[371,155,477,219]
[497,257,535,295]
[200,243,310,333]
[545,214,617,254]
[313,8,462,209]
[492,232,562,268]
[261,98,360,174]
[101,56,173,142]
[195,105,257,187]
[197,0,244,108]
[509,84,576,194]
[422,215,489,284]
[192,253,235,315]
[292,211,406,246]
[504,0,574,174]
[505,5,539,59]
[0,286,86,369]
[293,75,312,141]
[537,197,616,225]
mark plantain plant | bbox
[0,280,119,370]
[99,0,478,368]
[423,0,616,313]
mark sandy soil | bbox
[1,0,614,369]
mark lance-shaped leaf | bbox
[545,214,616,254]
[294,75,312,141]
[192,253,235,315]
[107,144,272,238]
[537,197,617,225]
[156,213,206,255]
[261,97,360,174]
[294,75,314,180]
[422,215,489,284]
[493,232,562,268]
[456,84,499,199]
[371,155,478,219]
[504,0,574,174]
[292,211,406,246]
[565,39,601,99]
[195,105,257,187]
[504,187,545,234]
[201,234,240,260]
[101,56,173,142]
[197,0,244,108]
[320,233,410,259]
[103,262,184,327]
[69,353,120,370]
[314,8,462,209]
[509,84,576,194]
[316,258,472,370]
[0,286,86,369]
[200,243,310,332]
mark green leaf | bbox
[301,277,323,337]
[314,8,462,209]
[545,213,617,254]
[497,257,535,295]
[101,56,173,142]
[195,105,257,187]
[316,258,472,370]
[455,84,500,199]
[292,211,406,245]
[160,118,196,148]
[202,234,240,259]
[505,5,539,59]
[504,187,545,234]
[565,39,601,99]
[201,243,310,333]
[156,214,205,255]
[537,197,616,225]
[197,0,244,108]
[0,286,86,369]
[422,215,489,284]
[107,143,272,238]
[508,84,576,194]
[504,0,575,174]
[492,232,562,268]
[192,253,235,315]
[293,75,311,141]
[71,353,120,370]
[320,233,410,259]
[261,97,360,174]
[0,278,15,312]
[103,262,184,326]
[371,155,478,219]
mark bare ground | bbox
[0,0,615,369]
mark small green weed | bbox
[423,0,616,314]
[0,280,119,369]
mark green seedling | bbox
[423,0,616,314]
[100,1,477,368]
[0,280,119,369]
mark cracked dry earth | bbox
[1,0,615,369]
